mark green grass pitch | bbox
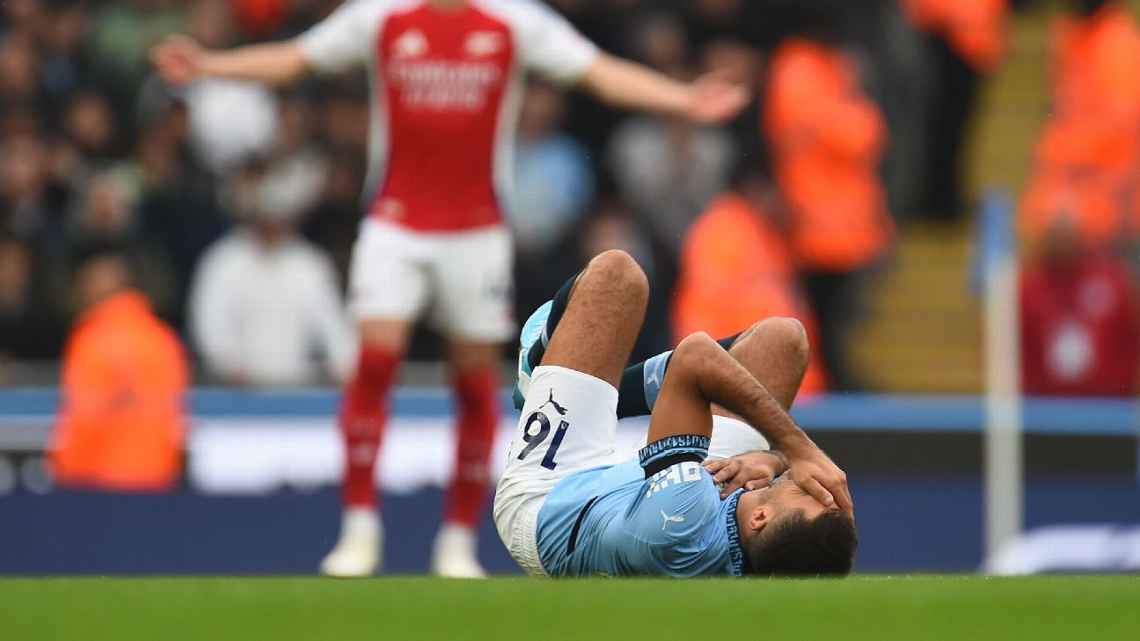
[3,576,1138,641]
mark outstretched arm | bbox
[151,36,308,86]
[647,332,853,513]
[152,0,369,86]
[514,3,746,124]
[578,54,747,124]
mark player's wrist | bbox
[764,450,790,474]
[196,50,220,77]
[774,433,817,460]
[678,86,700,118]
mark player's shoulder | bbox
[331,0,417,22]
[470,0,566,28]
[630,461,723,553]
[639,462,732,567]
[470,0,550,15]
[640,461,721,522]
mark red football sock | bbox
[339,345,401,509]
[443,368,500,529]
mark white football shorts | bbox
[348,219,514,342]
[493,366,623,576]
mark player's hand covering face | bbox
[783,445,854,517]
[703,451,788,499]
[753,475,833,523]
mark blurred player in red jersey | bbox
[152,0,746,577]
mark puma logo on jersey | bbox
[538,389,568,416]
[660,510,685,531]
[392,29,428,59]
[465,31,504,56]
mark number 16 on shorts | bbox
[517,411,569,470]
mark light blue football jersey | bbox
[535,434,747,577]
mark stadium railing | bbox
[0,388,1136,574]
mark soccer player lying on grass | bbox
[494,250,856,577]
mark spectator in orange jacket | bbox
[766,33,893,390]
[1048,0,1140,161]
[673,166,827,395]
[1020,0,1140,247]
[50,244,188,491]
[904,0,1008,220]
[904,0,1008,73]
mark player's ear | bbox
[747,505,771,535]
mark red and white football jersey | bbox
[300,0,598,231]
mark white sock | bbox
[435,523,476,547]
[342,507,381,539]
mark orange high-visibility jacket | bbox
[1051,4,1140,124]
[1020,4,1140,245]
[673,194,827,395]
[904,0,1009,73]
[1037,4,1140,174]
[51,291,188,491]
[765,40,893,273]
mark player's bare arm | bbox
[152,9,747,123]
[648,332,854,514]
[150,35,308,86]
[578,53,748,123]
[701,317,802,496]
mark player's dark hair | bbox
[745,509,857,577]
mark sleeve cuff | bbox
[639,434,710,477]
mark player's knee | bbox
[672,331,717,371]
[756,317,810,370]
[358,319,410,352]
[448,342,501,372]
[588,249,648,305]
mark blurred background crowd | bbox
[3,0,1140,397]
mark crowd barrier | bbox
[1,389,1137,574]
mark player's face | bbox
[751,475,830,523]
